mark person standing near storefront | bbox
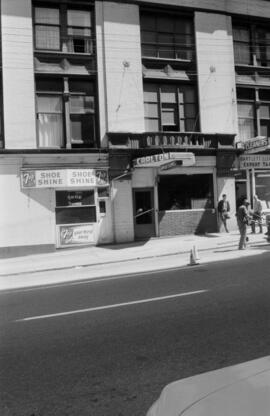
[236,198,251,250]
[251,194,263,234]
[217,194,230,233]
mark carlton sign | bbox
[133,152,195,168]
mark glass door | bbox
[133,188,155,239]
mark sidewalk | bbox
[0,230,268,286]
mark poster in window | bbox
[59,224,94,246]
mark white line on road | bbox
[15,289,208,322]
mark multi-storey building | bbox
[0,0,269,255]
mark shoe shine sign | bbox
[20,168,109,188]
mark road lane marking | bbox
[15,289,208,322]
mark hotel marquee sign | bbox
[21,168,109,189]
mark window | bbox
[158,174,214,211]
[36,78,96,148]
[144,83,198,132]
[256,27,270,67]
[34,5,93,54]
[141,13,194,61]
[237,88,270,141]
[34,7,60,50]
[259,89,270,137]
[56,190,96,224]
[233,27,251,65]
[233,24,270,67]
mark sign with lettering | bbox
[243,136,270,154]
[59,224,94,246]
[133,152,195,168]
[239,155,270,169]
[21,169,109,189]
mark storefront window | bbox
[158,174,214,210]
[55,190,96,224]
[255,172,270,209]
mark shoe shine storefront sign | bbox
[20,168,109,248]
[20,168,108,188]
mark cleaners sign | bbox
[21,168,108,189]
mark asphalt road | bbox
[1,252,270,416]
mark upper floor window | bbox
[36,77,96,149]
[34,5,93,54]
[237,88,270,141]
[233,24,270,67]
[141,13,194,61]
[144,83,198,132]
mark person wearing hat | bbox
[236,198,251,250]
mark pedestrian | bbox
[236,198,251,250]
[217,194,230,233]
[251,194,263,234]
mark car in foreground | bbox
[146,356,270,416]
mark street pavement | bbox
[0,230,269,291]
[1,252,270,416]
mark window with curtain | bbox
[237,88,270,141]
[34,7,60,50]
[233,27,251,65]
[34,5,93,54]
[36,77,96,148]
[144,83,198,132]
[141,13,194,60]
[37,95,64,148]
[237,102,255,141]
[67,10,92,53]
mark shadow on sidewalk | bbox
[99,238,151,250]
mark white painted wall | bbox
[97,198,114,244]
[0,158,55,248]
[1,0,36,148]
[0,153,113,249]
[132,168,155,188]
[217,176,237,229]
[195,12,238,134]
[111,179,134,243]
[96,1,144,133]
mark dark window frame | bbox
[55,189,97,225]
[35,76,97,149]
[144,82,199,133]
[233,22,270,67]
[33,2,94,55]
[237,87,270,140]
[140,12,195,61]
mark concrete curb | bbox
[1,239,268,278]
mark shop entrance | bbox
[133,188,155,239]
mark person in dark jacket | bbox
[217,194,230,233]
[236,198,251,250]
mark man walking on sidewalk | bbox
[218,194,230,233]
[236,198,251,250]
